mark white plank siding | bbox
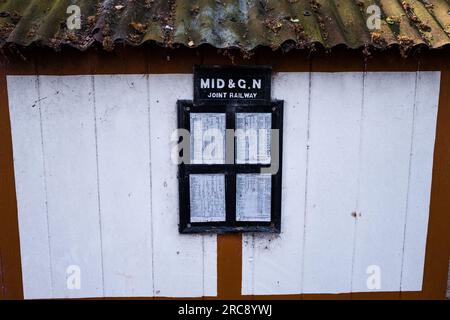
[7,76,52,299]
[242,72,310,295]
[39,76,104,298]
[8,74,217,299]
[242,71,440,295]
[148,75,217,297]
[93,75,153,297]
[351,72,417,292]
[302,72,363,293]
[400,72,440,291]
[8,72,439,298]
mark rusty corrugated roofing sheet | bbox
[0,0,448,52]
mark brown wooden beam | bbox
[217,234,242,299]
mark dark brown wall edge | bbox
[0,57,23,300]
[3,46,448,75]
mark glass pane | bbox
[190,113,226,164]
[236,174,271,222]
[189,174,226,222]
[235,113,271,164]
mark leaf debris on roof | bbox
[0,0,448,52]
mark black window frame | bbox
[177,100,283,234]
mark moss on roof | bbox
[0,0,448,52]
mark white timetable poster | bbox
[190,113,226,164]
[236,174,272,221]
[189,174,226,222]
[235,113,271,164]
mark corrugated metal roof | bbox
[0,0,448,52]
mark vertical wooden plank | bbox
[352,72,416,293]
[302,72,363,293]
[241,72,309,295]
[39,76,104,298]
[7,76,52,299]
[400,71,440,292]
[0,63,24,300]
[218,234,242,299]
[241,235,254,296]
[93,75,153,297]
[203,233,217,297]
[148,74,217,297]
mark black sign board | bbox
[193,65,271,106]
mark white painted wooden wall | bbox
[242,71,440,295]
[8,74,216,299]
[7,72,440,299]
